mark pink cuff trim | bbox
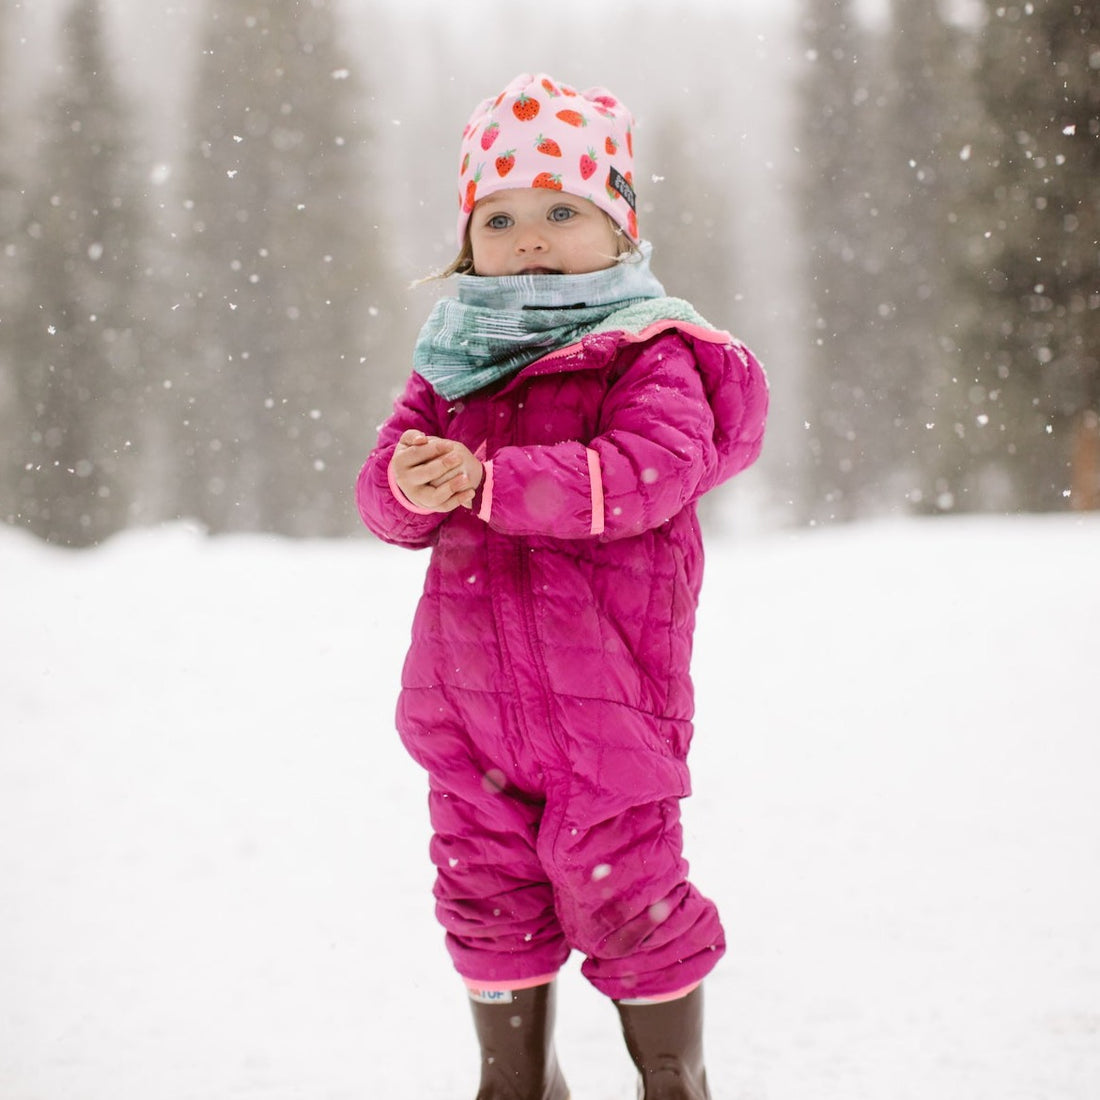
[616,981,702,1006]
[463,972,558,994]
[585,447,605,535]
[477,459,494,523]
[387,461,436,516]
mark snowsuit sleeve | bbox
[479,332,767,541]
[356,371,449,550]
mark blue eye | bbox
[548,206,575,223]
[486,213,512,229]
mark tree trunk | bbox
[1070,410,1100,511]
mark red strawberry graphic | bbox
[536,134,562,157]
[605,135,618,156]
[512,94,539,121]
[460,152,470,175]
[591,95,618,119]
[495,149,516,177]
[579,147,598,180]
[626,127,633,157]
[532,172,563,191]
[556,109,586,128]
[463,165,483,213]
[541,77,561,97]
[481,122,501,150]
[627,210,638,239]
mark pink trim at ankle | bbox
[616,980,701,1006]
[463,972,558,994]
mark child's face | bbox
[468,188,622,277]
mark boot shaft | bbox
[469,982,569,1100]
[615,986,711,1100]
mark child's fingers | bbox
[393,444,459,481]
[398,429,453,448]
[390,435,475,509]
[428,473,476,511]
[395,460,468,507]
[407,452,462,486]
[437,485,476,512]
[395,431,453,460]
[401,473,475,513]
[428,463,465,488]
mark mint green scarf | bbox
[413,242,711,400]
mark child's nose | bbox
[515,225,548,252]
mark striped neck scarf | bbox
[413,241,667,400]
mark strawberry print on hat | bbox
[455,72,638,247]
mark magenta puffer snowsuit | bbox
[357,320,768,1000]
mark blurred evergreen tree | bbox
[796,0,884,522]
[875,2,984,515]
[798,1,1021,520]
[8,0,151,547]
[954,1,1100,511]
[0,3,19,524]
[646,111,739,328]
[175,0,395,536]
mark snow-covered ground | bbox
[2,515,1098,1100]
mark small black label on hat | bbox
[608,166,636,211]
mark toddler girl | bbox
[356,72,768,1100]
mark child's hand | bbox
[390,430,483,512]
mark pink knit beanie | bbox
[455,72,638,248]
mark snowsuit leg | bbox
[530,694,726,999]
[536,784,725,1000]
[399,687,724,999]
[399,687,572,985]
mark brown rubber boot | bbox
[614,986,711,1100]
[469,981,569,1100]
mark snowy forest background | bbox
[0,0,1097,547]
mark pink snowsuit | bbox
[356,320,768,1000]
